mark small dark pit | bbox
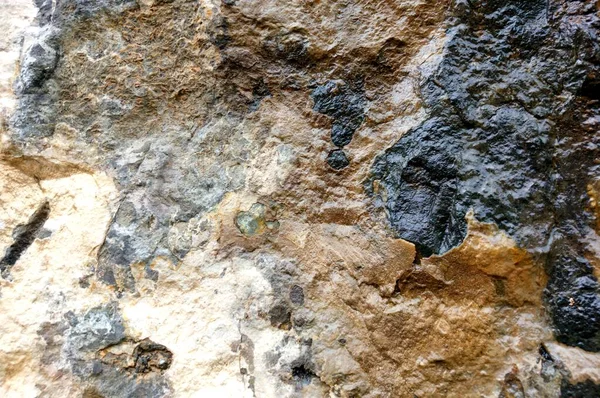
[292,364,315,386]
[132,339,173,374]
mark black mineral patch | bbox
[19,43,58,94]
[369,0,600,349]
[0,201,50,278]
[326,149,350,170]
[290,359,317,390]
[538,344,553,363]
[561,379,600,398]
[311,79,365,148]
[545,243,600,351]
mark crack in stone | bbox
[0,200,50,279]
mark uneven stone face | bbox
[1,0,600,397]
[370,0,600,354]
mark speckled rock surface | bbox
[1,0,600,397]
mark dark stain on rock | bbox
[561,379,600,398]
[132,339,173,374]
[208,15,231,49]
[0,201,50,278]
[371,124,463,257]
[145,265,159,282]
[326,149,350,170]
[370,0,596,254]
[291,362,316,390]
[545,243,600,351]
[37,227,53,240]
[289,285,304,306]
[264,30,310,65]
[538,344,553,363]
[97,202,159,293]
[369,0,600,350]
[19,43,59,94]
[239,333,255,373]
[311,79,365,148]
[269,302,292,330]
[538,343,558,381]
[249,79,271,112]
[38,320,68,370]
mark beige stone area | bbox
[0,159,118,397]
[0,0,36,124]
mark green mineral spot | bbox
[235,203,276,236]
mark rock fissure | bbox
[0,200,50,278]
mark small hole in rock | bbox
[292,364,315,387]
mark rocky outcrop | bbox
[1,0,600,397]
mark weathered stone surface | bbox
[1,0,600,396]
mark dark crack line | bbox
[0,200,50,278]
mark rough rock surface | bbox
[1,0,600,397]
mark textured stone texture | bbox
[1,0,600,397]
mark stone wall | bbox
[1,0,600,397]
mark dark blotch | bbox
[289,285,304,306]
[249,79,270,112]
[539,344,553,362]
[208,16,230,49]
[0,201,50,278]
[264,31,309,65]
[545,244,600,351]
[561,379,600,398]
[311,79,365,148]
[269,303,292,330]
[291,363,316,389]
[326,149,350,170]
